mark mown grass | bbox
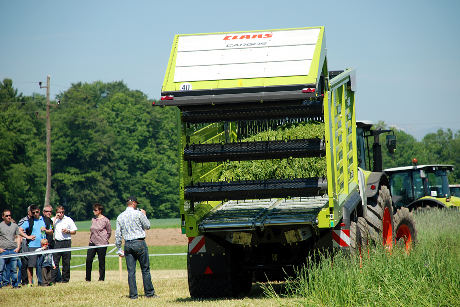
[2,210,458,306]
[75,218,180,231]
[264,209,460,307]
[70,245,186,271]
[0,270,285,307]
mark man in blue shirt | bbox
[19,204,52,286]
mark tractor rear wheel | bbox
[187,251,251,298]
[365,185,394,248]
[187,253,233,298]
[350,217,369,256]
[393,207,417,252]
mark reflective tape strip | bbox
[188,236,206,254]
[332,229,351,247]
[0,244,115,259]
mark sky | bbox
[1,0,459,140]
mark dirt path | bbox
[72,228,187,246]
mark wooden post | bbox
[40,75,52,207]
[118,256,122,281]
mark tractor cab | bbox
[385,163,460,210]
[356,121,396,172]
[450,184,460,197]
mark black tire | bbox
[365,185,395,246]
[350,216,369,256]
[187,252,251,298]
[393,207,417,251]
[234,270,253,296]
[187,254,233,298]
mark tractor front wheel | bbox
[394,207,417,252]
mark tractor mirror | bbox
[386,134,396,154]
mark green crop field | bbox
[75,218,180,231]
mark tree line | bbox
[1,78,459,221]
[0,78,179,221]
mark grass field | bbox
[2,209,459,306]
[265,209,460,307]
[71,245,187,271]
[75,218,180,231]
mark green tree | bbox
[422,129,459,183]
[0,79,46,220]
[51,81,179,220]
[52,82,118,220]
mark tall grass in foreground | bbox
[264,209,460,307]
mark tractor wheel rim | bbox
[382,207,393,248]
[396,224,412,251]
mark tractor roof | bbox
[384,164,454,173]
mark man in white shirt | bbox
[51,206,77,283]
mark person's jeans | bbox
[52,240,71,282]
[124,239,155,299]
[85,244,107,281]
[16,258,21,284]
[2,261,10,286]
[36,257,43,285]
[0,249,19,288]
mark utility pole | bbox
[40,75,51,207]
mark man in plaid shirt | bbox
[116,196,157,299]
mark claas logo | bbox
[223,33,272,40]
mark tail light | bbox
[302,88,316,93]
[161,95,174,101]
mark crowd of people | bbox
[0,203,112,287]
[0,197,157,299]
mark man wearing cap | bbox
[116,196,157,299]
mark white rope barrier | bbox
[72,252,187,258]
[0,244,115,259]
[68,246,119,269]
[1,246,187,260]
[1,244,187,272]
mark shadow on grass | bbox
[174,281,288,302]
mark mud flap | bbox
[188,235,228,277]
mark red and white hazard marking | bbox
[332,229,351,247]
[188,235,206,254]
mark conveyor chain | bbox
[185,177,327,201]
[184,138,325,162]
[180,101,323,123]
